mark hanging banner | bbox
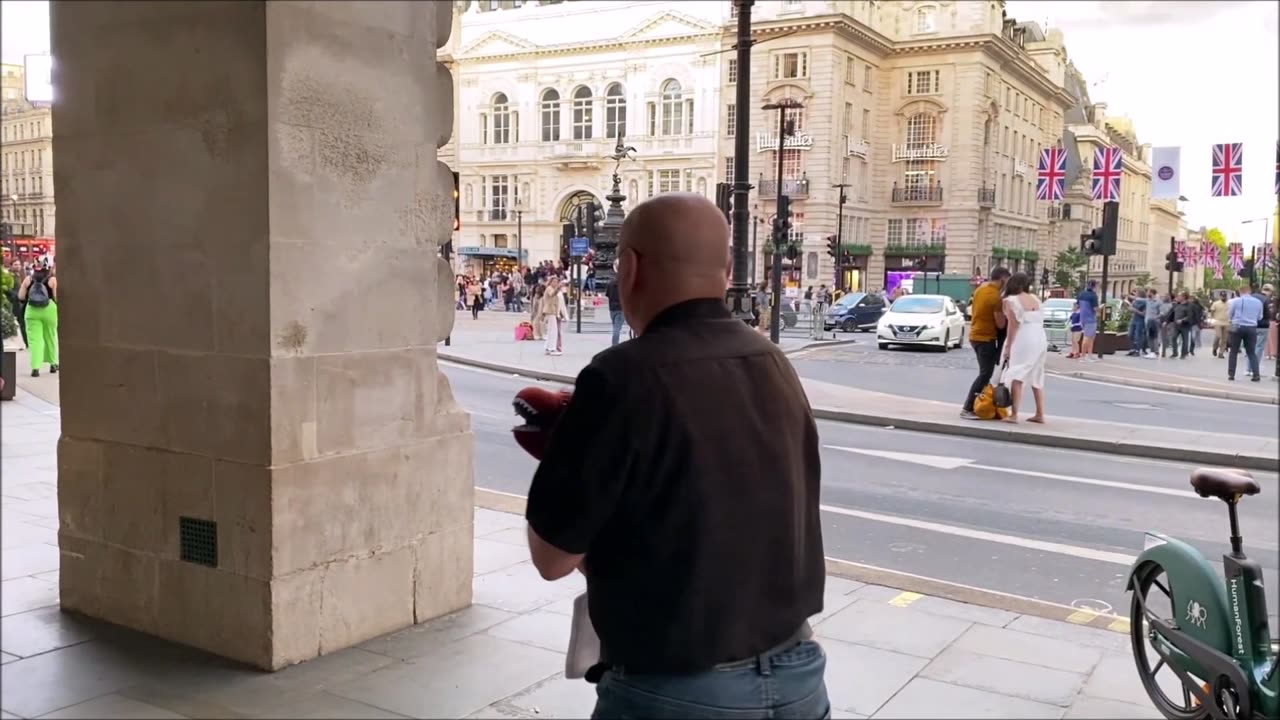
[1227,242,1245,272]
[1150,146,1182,200]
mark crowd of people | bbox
[4,257,59,377]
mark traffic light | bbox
[772,195,793,244]
[1040,267,1050,287]
[1100,200,1119,256]
[452,171,460,232]
[1164,251,1184,273]
[1081,228,1103,255]
[826,235,839,259]
[583,201,597,242]
[589,201,605,241]
[715,182,732,224]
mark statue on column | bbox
[594,136,636,287]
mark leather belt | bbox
[589,621,814,682]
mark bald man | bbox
[523,193,829,718]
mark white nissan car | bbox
[877,294,966,352]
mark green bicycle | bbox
[1128,468,1278,719]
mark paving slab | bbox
[872,677,1064,718]
[919,647,1085,706]
[815,598,973,659]
[948,623,1105,675]
[818,637,929,716]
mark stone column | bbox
[52,1,472,670]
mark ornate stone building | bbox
[445,0,727,273]
[1,62,57,244]
[730,1,1073,294]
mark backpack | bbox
[26,277,50,308]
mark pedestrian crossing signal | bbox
[1164,251,1184,273]
[826,235,838,259]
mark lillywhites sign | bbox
[756,132,815,153]
[892,144,950,162]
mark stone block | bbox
[313,349,434,455]
[212,460,273,580]
[154,351,271,463]
[156,559,272,668]
[57,345,164,448]
[56,534,103,618]
[97,546,160,637]
[269,355,318,465]
[56,437,103,541]
[270,568,323,669]
[99,444,214,559]
[319,547,415,654]
[415,524,474,623]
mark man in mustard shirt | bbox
[961,267,1010,419]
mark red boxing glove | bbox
[512,386,574,460]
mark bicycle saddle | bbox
[1190,468,1260,500]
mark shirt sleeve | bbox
[525,364,632,555]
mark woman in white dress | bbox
[1000,272,1048,423]
[542,277,566,356]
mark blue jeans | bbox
[610,310,625,346]
[592,640,830,719]
[1128,320,1146,353]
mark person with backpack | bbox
[17,256,58,377]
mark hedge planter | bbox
[840,244,873,256]
[991,247,1009,259]
[1023,250,1039,262]
[884,244,945,258]
[1,346,15,401]
[1006,249,1025,261]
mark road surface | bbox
[445,362,1280,625]
[792,344,1279,438]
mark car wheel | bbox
[954,328,964,348]
[878,342,890,350]
[841,318,857,333]
[940,330,950,352]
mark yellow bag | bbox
[973,384,1010,420]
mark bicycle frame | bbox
[1129,533,1279,719]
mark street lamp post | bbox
[750,210,763,285]
[763,97,804,345]
[4,194,17,261]
[726,0,755,324]
[833,183,849,293]
[1243,217,1271,287]
[514,193,524,270]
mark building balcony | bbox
[891,184,943,205]
[1047,203,1072,220]
[845,137,869,158]
[1013,160,1033,178]
[474,208,512,222]
[978,187,995,208]
[757,177,810,198]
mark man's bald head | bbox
[616,193,731,333]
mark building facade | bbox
[729,1,1073,295]
[1,62,57,247]
[445,0,727,274]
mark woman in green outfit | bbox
[17,257,58,377]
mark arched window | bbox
[572,86,593,141]
[491,93,511,144]
[540,88,561,142]
[904,113,938,194]
[660,79,684,136]
[915,6,936,33]
[605,83,626,139]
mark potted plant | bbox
[991,247,1008,259]
[1,268,18,400]
[1092,302,1132,355]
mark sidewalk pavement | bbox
[1046,347,1278,405]
[438,326,1280,471]
[1,396,1160,720]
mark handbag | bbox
[992,361,1012,409]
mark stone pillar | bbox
[51,1,472,670]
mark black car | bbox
[824,292,887,332]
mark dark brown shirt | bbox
[526,298,825,674]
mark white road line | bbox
[967,463,1201,499]
[818,503,1137,566]
[1050,372,1275,407]
[440,360,528,380]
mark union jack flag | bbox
[1274,141,1278,195]
[1228,242,1245,272]
[1185,244,1199,268]
[1036,147,1066,201]
[1259,243,1272,266]
[1201,242,1218,267]
[1175,240,1188,262]
[1091,146,1122,201]
[1211,143,1243,198]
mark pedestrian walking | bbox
[1210,291,1231,357]
[1000,272,1048,423]
[1226,283,1264,382]
[810,284,830,340]
[5,260,27,348]
[1254,284,1273,361]
[606,263,624,347]
[18,257,58,377]
[961,267,1009,419]
[522,193,828,718]
[529,284,545,341]
[1076,279,1099,360]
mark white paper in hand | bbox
[565,592,601,679]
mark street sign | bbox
[570,236,590,258]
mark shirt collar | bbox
[645,298,732,333]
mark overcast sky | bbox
[4,0,1277,243]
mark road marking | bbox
[827,447,975,470]
[824,444,1203,499]
[1053,373,1274,407]
[1066,609,1100,625]
[888,591,923,607]
[818,503,1138,565]
[1109,618,1132,634]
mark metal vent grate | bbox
[178,517,218,567]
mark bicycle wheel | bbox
[1129,562,1211,720]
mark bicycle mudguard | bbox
[1130,534,1233,655]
